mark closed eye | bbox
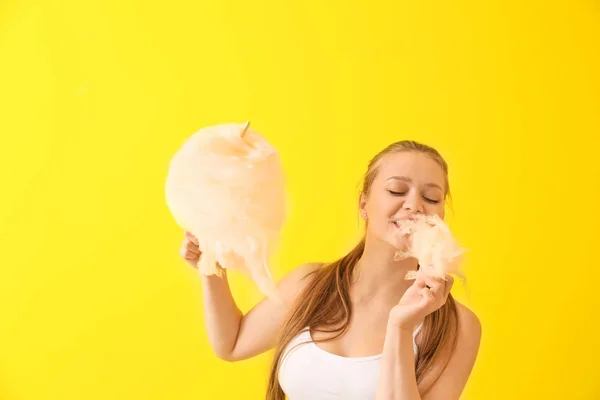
[389,190,440,204]
[424,197,440,204]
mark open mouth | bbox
[390,217,418,235]
[391,219,409,230]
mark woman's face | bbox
[360,151,447,250]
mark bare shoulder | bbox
[276,262,324,306]
[223,262,324,361]
[454,300,482,339]
[419,300,482,398]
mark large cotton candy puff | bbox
[393,214,466,282]
[165,122,286,303]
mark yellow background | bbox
[1,0,599,399]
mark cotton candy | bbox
[165,122,286,303]
[393,214,466,281]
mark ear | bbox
[358,193,368,220]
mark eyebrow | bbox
[386,176,443,190]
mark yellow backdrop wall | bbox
[1,1,599,399]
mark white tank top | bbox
[278,323,423,400]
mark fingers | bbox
[180,232,201,267]
[182,238,201,255]
[412,277,428,289]
[419,274,454,305]
[420,287,435,306]
[184,231,199,245]
[180,245,199,259]
[421,275,445,296]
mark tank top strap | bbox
[412,321,424,355]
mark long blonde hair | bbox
[266,140,460,399]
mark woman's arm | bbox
[201,262,322,361]
[375,303,481,400]
[375,323,422,400]
[181,230,322,361]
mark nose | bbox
[402,190,424,213]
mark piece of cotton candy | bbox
[393,214,466,281]
[165,122,285,303]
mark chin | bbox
[388,236,410,253]
[370,222,410,253]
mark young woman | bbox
[180,140,482,400]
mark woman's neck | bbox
[351,236,418,303]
